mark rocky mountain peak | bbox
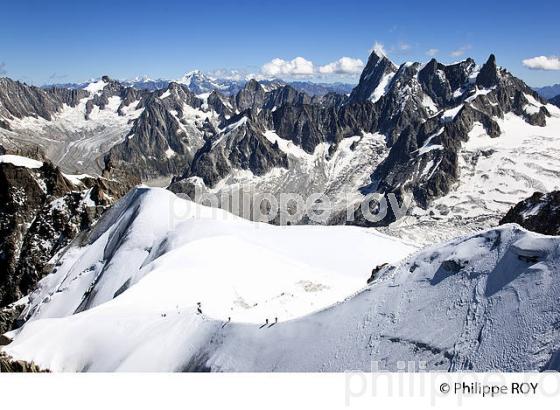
[476,54,500,88]
[234,79,265,111]
[177,70,205,85]
[347,50,398,103]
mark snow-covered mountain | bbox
[46,72,353,97]
[0,76,147,174]
[2,51,560,372]
[3,51,560,243]
[176,70,246,96]
[165,53,560,243]
[2,188,558,371]
[173,71,354,97]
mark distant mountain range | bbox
[2,50,559,248]
[549,94,560,107]
[534,83,560,99]
[45,71,355,97]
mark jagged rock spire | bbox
[476,54,500,88]
[347,49,397,103]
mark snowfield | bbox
[381,105,560,245]
[2,188,559,372]
[0,154,43,168]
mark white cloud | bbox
[261,57,315,77]
[370,41,387,57]
[398,42,411,52]
[261,55,365,78]
[450,45,471,57]
[425,48,439,57]
[522,55,560,71]
[207,68,246,81]
[318,57,364,75]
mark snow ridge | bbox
[2,190,559,372]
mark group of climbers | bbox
[195,302,278,328]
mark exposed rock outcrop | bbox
[500,191,560,235]
[0,352,49,372]
[103,83,213,180]
[0,156,137,308]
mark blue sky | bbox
[1,0,559,86]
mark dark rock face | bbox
[0,351,49,372]
[347,51,397,104]
[233,79,266,112]
[549,95,560,107]
[476,54,500,88]
[350,53,551,225]
[169,91,382,191]
[0,159,137,308]
[418,58,476,106]
[500,191,560,235]
[263,85,312,110]
[206,91,234,117]
[0,78,78,126]
[176,112,289,187]
[84,76,147,120]
[103,83,211,180]
[0,303,23,335]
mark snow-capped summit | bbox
[176,70,245,95]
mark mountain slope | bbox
[102,83,217,181]
[0,154,137,308]
[2,191,558,371]
[6,188,415,325]
[0,77,146,174]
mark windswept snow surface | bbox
[0,154,43,168]
[2,188,418,371]
[4,215,559,372]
